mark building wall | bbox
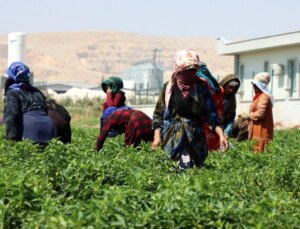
[237,45,300,100]
[131,98,300,127]
[122,63,163,90]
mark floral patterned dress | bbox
[153,80,221,169]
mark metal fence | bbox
[123,86,162,105]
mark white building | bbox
[121,61,164,92]
[218,31,300,127]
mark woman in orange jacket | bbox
[249,72,274,152]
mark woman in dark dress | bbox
[3,62,55,145]
[46,98,72,144]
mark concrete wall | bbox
[132,104,155,118]
[133,98,300,128]
[238,45,300,101]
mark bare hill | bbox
[0,31,233,85]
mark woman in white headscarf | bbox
[248,72,274,152]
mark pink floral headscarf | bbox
[165,49,200,107]
[174,49,200,73]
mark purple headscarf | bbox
[7,62,31,91]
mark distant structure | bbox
[122,62,164,90]
[37,81,99,94]
[121,49,164,94]
[218,31,300,127]
[0,44,8,59]
[218,31,300,100]
[0,45,8,88]
[0,32,32,89]
[8,32,26,67]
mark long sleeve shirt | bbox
[4,86,48,140]
[102,91,126,112]
[96,109,153,151]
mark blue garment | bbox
[7,62,31,91]
[22,110,55,144]
[101,106,132,137]
[161,118,208,169]
[223,98,236,136]
[197,65,221,94]
[9,83,25,91]
[153,80,221,170]
[102,106,132,120]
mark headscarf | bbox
[101,76,123,94]
[174,49,200,73]
[171,49,199,99]
[174,69,198,99]
[165,49,201,106]
[197,63,221,94]
[219,74,240,88]
[252,72,274,105]
[7,61,31,91]
[227,80,239,88]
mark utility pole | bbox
[152,48,161,67]
[152,48,162,92]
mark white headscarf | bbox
[252,72,274,105]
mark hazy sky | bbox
[1,0,300,39]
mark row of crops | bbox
[0,126,299,228]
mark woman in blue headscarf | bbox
[3,62,55,146]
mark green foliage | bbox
[56,97,103,128]
[59,96,103,116]
[0,93,3,114]
[0,127,299,228]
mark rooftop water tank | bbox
[8,32,26,67]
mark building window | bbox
[264,61,269,72]
[239,65,244,99]
[235,55,240,76]
[240,64,244,84]
[287,60,296,97]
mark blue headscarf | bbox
[7,61,31,91]
[197,64,221,94]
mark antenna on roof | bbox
[152,48,161,67]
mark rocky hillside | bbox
[0,31,233,85]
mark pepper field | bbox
[0,126,299,228]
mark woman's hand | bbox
[107,86,112,93]
[219,135,228,152]
[215,126,229,151]
[151,128,161,149]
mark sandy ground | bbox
[0,31,233,85]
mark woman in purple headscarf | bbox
[3,62,55,146]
